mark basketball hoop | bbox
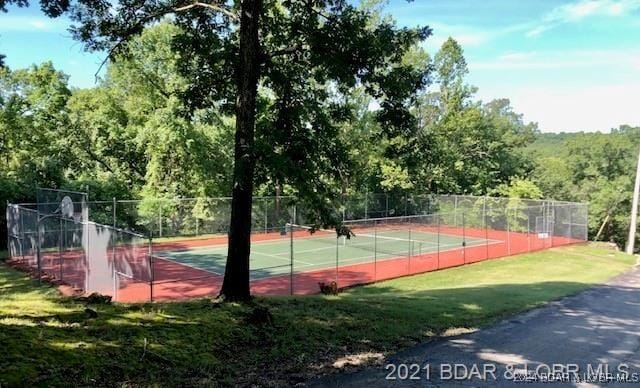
[60,196,74,218]
[55,196,82,223]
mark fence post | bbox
[485,201,489,260]
[527,212,531,252]
[335,231,339,285]
[290,224,294,295]
[35,202,42,283]
[59,217,63,281]
[550,202,556,248]
[436,215,440,270]
[568,204,573,242]
[113,197,117,228]
[84,185,90,221]
[84,221,90,293]
[407,228,412,274]
[260,199,265,234]
[149,236,154,302]
[293,205,297,225]
[506,209,511,255]
[5,202,9,261]
[19,206,25,262]
[374,225,377,281]
[454,195,458,227]
[584,204,589,241]
[462,212,466,264]
[111,230,116,301]
[364,192,368,219]
[35,217,42,283]
[385,194,389,218]
[404,194,408,216]
[482,196,487,258]
[482,196,487,223]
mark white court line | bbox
[152,254,223,276]
[114,271,135,279]
[158,244,314,271]
[249,239,507,279]
[248,238,430,259]
[283,230,501,249]
[251,250,315,266]
[282,239,504,271]
[158,228,503,253]
[251,234,501,261]
[245,236,506,268]
[159,236,294,252]
[158,233,507,275]
[402,230,505,245]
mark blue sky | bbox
[1,0,639,132]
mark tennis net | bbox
[286,219,438,258]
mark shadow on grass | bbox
[313,274,640,386]
[3,257,635,387]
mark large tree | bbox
[0,62,72,190]
[67,23,234,199]
[409,38,536,195]
[0,0,431,300]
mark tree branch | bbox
[126,159,147,180]
[95,40,127,82]
[268,45,305,58]
[174,2,238,20]
[83,143,116,174]
[305,0,331,22]
[93,1,237,82]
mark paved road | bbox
[312,266,640,387]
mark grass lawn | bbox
[0,243,635,386]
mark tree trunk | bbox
[595,213,610,241]
[220,0,262,301]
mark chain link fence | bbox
[6,193,588,302]
[282,200,587,295]
[7,203,152,302]
[81,196,296,239]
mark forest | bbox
[1,6,639,256]
[2,0,640,385]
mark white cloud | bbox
[471,48,640,132]
[557,0,602,21]
[477,83,640,132]
[609,2,626,15]
[556,0,640,20]
[0,17,66,32]
[525,25,551,37]
[424,22,493,50]
[527,0,640,37]
[471,49,640,71]
[454,33,489,47]
[498,52,538,62]
[30,21,48,29]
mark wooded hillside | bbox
[1,16,639,251]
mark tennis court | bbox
[7,191,588,302]
[136,223,511,300]
[153,227,497,281]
